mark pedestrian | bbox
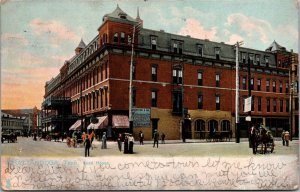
[101,132,107,149]
[139,131,144,145]
[281,130,286,146]
[124,134,129,154]
[128,134,134,154]
[89,130,95,149]
[284,130,290,147]
[117,133,122,152]
[153,129,159,148]
[84,135,91,157]
[250,125,256,154]
[161,133,165,144]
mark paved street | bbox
[1,137,298,157]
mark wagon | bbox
[1,132,17,143]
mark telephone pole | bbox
[235,41,243,143]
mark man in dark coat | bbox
[153,130,159,148]
[124,134,129,154]
[250,125,256,154]
[139,131,144,145]
[84,135,91,157]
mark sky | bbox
[1,0,298,109]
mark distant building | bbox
[41,5,298,140]
[1,107,40,136]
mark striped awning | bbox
[87,116,108,130]
[112,115,129,128]
[69,119,84,130]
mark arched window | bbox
[221,120,230,131]
[113,33,118,43]
[208,120,218,131]
[195,119,205,131]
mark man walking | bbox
[250,125,256,154]
[139,131,144,145]
[153,130,159,148]
[84,135,91,157]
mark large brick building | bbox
[41,5,298,140]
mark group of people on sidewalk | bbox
[83,129,167,157]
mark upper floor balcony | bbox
[42,96,71,109]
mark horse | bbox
[255,127,274,154]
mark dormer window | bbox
[113,33,118,43]
[198,45,203,57]
[256,55,260,65]
[151,36,157,50]
[249,54,254,65]
[173,42,178,53]
[242,52,247,63]
[173,40,183,54]
[215,47,220,60]
[119,13,127,19]
[265,56,269,67]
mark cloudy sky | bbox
[1,0,298,109]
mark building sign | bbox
[244,96,252,112]
[132,108,150,128]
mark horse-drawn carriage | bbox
[1,132,17,143]
[255,125,275,154]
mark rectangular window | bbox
[151,36,157,50]
[151,65,157,81]
[172,91,182,113]
[198,45,203,56]
[251,96,255,112]
[286,82,289,93]
[173,69,182,84]
[216,74,220,87]
[198,71,203,86]
[266,80,270,92]
[280,99,283,112]
[215,47,220,60]
[198,95,203,109]
[257,79,261,91]
[272,81,276,92]
[250,78,254,90]
[242,77,247,90]
[120,32,125,43]
[273,99,277,112]
[279,81,283,93]
[267,98,270,112]
[151,90,157,107]
[216,95,220,110]
[113,33,118,43]
[258,97,262,112]
[295,98,299,111]
[286,99,289,112]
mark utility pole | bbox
[181,61,185,143]
[235,41,243,143]
[289,50,294,141]
[81,77,83,133]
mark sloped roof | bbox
[76,39,86,49]
[265,40,286,52]
[103,4,136,22]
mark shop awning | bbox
[112,115,129,128]
[87,116,108,130]
[69,119,84,130]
